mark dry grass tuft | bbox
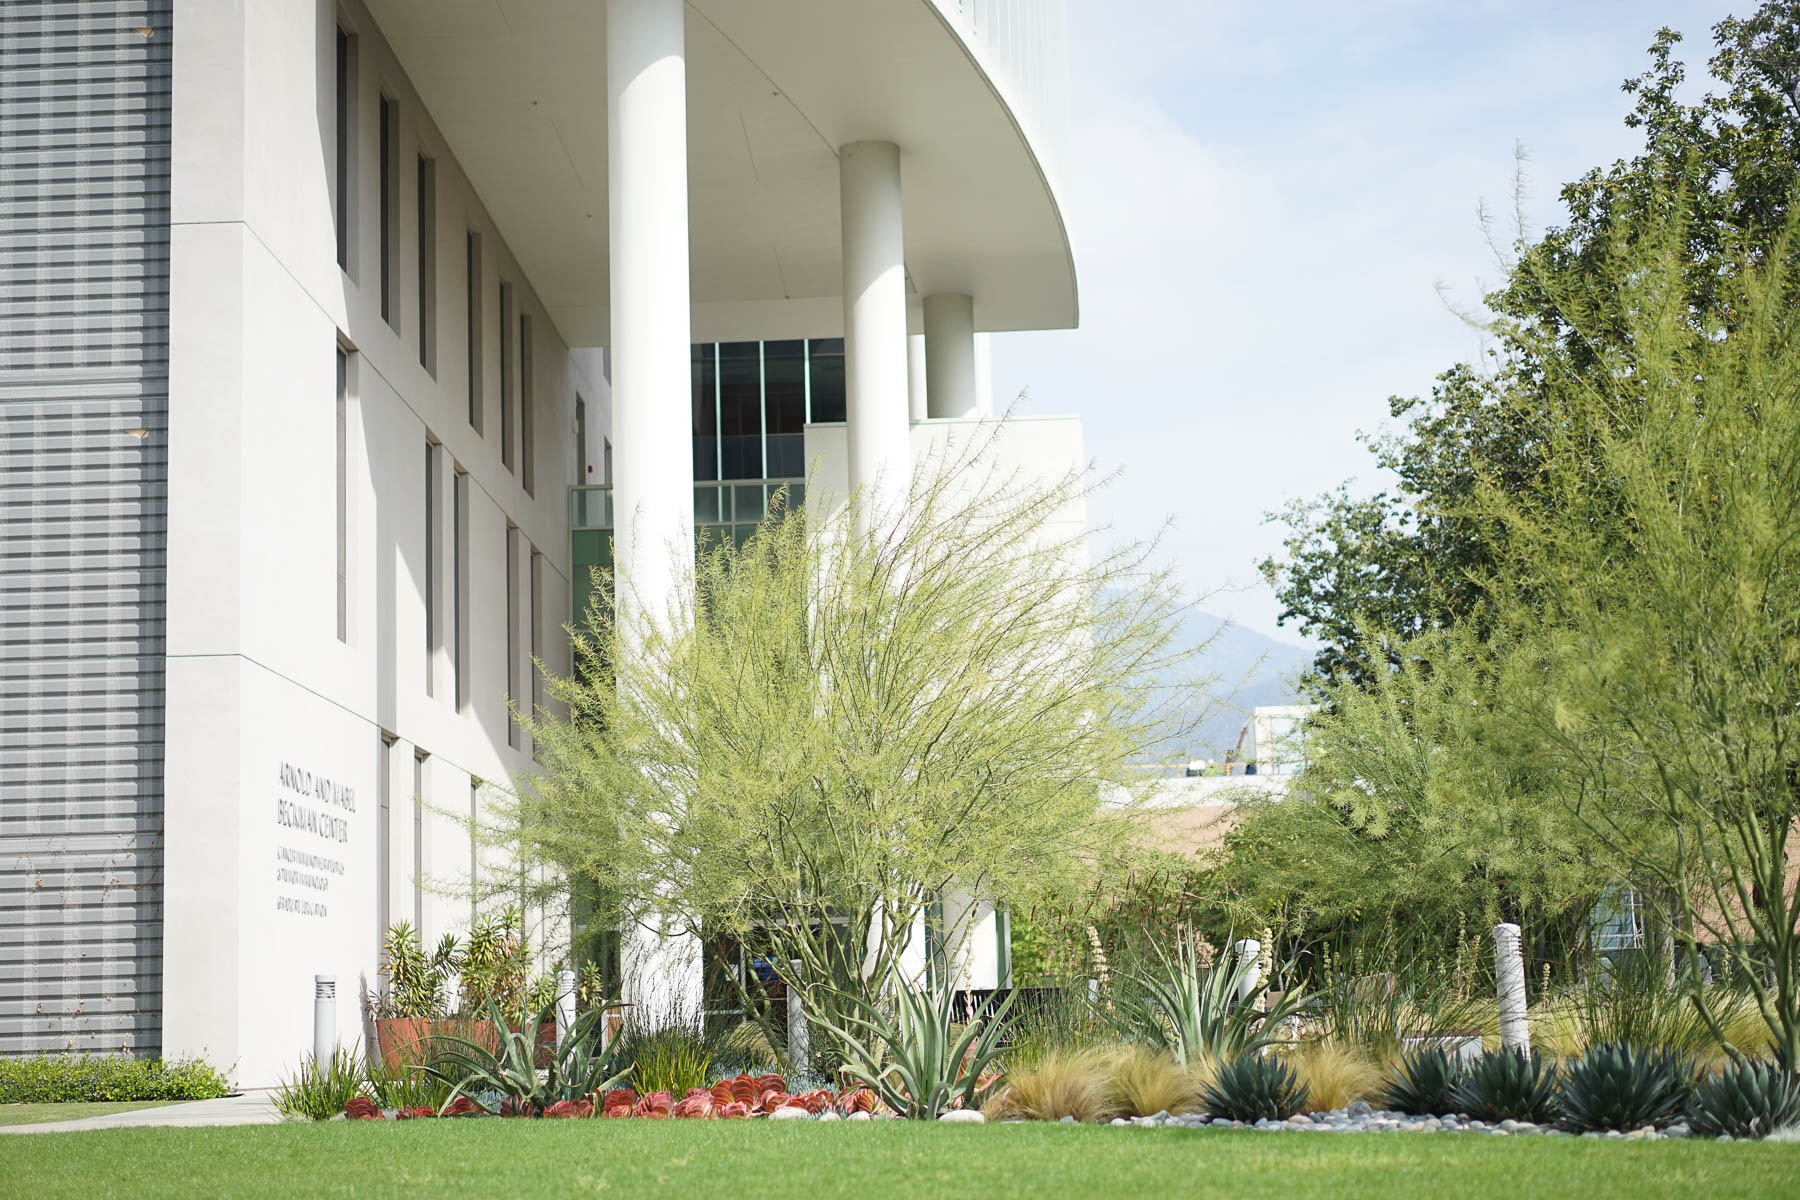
[990,1048,1113,1123]
[1105,1044,1201,1117]
[1291,1040,1382,1113]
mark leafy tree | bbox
[505,431,1212,1052]
[1262,4,1800,687]
[1479,210,1800,1065]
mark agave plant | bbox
[422,996,631,1115]
[1381,1046,1464,1116]
[1687,1060,1800,1138]
[1559,1043,1692,1132]
[817,981,1013,1119]
[1113,939,1303,1065]
[1448,1049,1559,1123]
[1201,1052,1308,1122]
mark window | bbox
[691,344,718,481]
[378,94,399,327]
[424,439,439,694]
[417,156,436,373]
[529,545,543,737]
[505,524,519,748]
[465,231,483,432]
[765,340,805,478]
[499,282,515,471]
[335,344,351,642]
[469,779,481,927]
[576,396,589,479]
[520,312,535,495]
[412,751,427,932]
[603,437,612,485]
[719,342,760,480]
[377,732,394,958]
[334,26,357,273]
[453,468,469,710]
[807,338,846,423]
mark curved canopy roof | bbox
[363,0,1077,346]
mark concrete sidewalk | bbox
[0,1090,282,1135]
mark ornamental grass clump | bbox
[1105,1043,1202,1117]
[991,1048,1113,1123]
[1380,1046,1464,1116]
[273,1047,365,1121]
[1291,1040,1381,1114]
[1687,1060,1800,1139]
[1558,1043,1692,1132]
[1448,1050,1558,1123]
[1201,1053,1308,1122]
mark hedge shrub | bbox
[0,1055,231,1103]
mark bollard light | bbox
[313,974,337,1064]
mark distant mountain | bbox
[1179,612,1314,761]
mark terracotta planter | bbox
[375,1017,499,1071]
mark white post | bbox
[312,975,336,1064]
[1494,922,1529,1053]
[1232,939,1261,1004]
[787,959,809,1072]
[608,0,700,1019]
[923,293,977,419]
[839,140,910,523]
[555,967,577,1046]
[907,333,928,423]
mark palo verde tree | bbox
[507,427,1213,1053]
[1476,207,1800,1066]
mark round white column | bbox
[923,293,978,419]
[839,140,911,519]
[608,0,692,651]
[606,0,700,1019]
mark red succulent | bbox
[719,1101,751,1119]
[444,1097,480,1116]
[633,1090,673,1118]
[344,1096,384,1121]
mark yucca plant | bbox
[1201,1052,1308,1122]
[1381,1046,1464,1116]
[819,981,1014,1118]
[623,1025,712,1096]
[1687,1060,1800,1138]
[272,1047,365,1121]
[1113,940,1303,1066]
[1448,1049,1559,1123]
[1559,1043,1691,1132]
[422,997,631,1115]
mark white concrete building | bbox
[1,0,1078,1082]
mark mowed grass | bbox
[0,1101,188,1128]
[2,1121,1796,1200]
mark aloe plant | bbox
[1201,1052,1309,1122]
[422,996,631,1115]
[1559,1043,1691,1132]
[1113,940,1303,1065]
[818,982,1013,1119]
[1687,1060,1800,1138]
[1381,1046,1464,1116]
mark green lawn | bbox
[2,1121,1795,1198]
[0,1101,188,1129]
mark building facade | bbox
[1,0,1078,1084]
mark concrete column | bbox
[608,0,693,650]
[607,0,700,1019]
[923,293,978,419]
[839,140,910,519]
[1494,922,1529,1052]
[907,333,928,424]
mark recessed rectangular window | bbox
[334,26,357,273]
[520,311,535,496]
[719,342,761,480]
[691,345,719,482]
[377,732,394,956]
[424,439,439,694]
[378,94,399,328]
[453,467,470,711]
[807,338,846,424]
[529,545,543,725]
[412,750,427,932]
[335,344,351,642]
[417,155,436,374]
[505,524,519,748]
[576,396,589,479]
[466,231,483,433]
[499,281,515,472]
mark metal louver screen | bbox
[0,0,172,1058]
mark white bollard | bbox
[1232,939,1262,1004]
[313,975,336,1064]
[1494,923,1529,1053]
[787,960,809,1072]
[556,967,577,1046]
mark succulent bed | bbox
[341,1072,888,1121]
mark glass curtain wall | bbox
[690,338,845,482]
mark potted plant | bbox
[371,921,462,1069]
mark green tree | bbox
[507,432,1212,1051]
[1262,4,1800,688]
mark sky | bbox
[991,0,1746,646]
